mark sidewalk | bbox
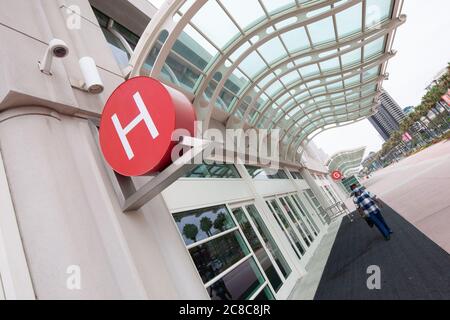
[313,204,450,300]
[289,218,343,300]
[363,141,450,253]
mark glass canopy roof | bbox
[129,0,405,162]
[326,146,366,176]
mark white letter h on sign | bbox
[111,92,160,160]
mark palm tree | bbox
[410,110,432,140]
[183,224,199,243]
[213,213,227,232]
[200,217,213,237]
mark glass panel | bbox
[254,286,276,300]
[344,75,361,87]
[246,205,292,278]
[320,57,340,72]
[284,196,315,242]
[207,258,265,300]
[307,17,335,46]
[300,64,320,78]
[281,27,310,53]
[184,163,241,178]
[335,3,363,39]
[178,24,219,70]
[220,0,266,31]
[173,205,236,246]
[99,28,130,70]
[258,37,286,64]
[269,200,305,256]
[364,37,386,60]
[279,198,311,246]
[172,33,211,70]
[163,52,201,91]
[290,171,304,179]
[239,51,268,78]
[365,0,393,29]
[292,194,320,235]
[266,81,284,97]
[191,0,240,49]
[363,66,380,81]
[261,0,296,14]
[189,230,250,284]
[233,208,283,292]
[246,166,289,180]
[304,190,326,223]
[341,48,362,67]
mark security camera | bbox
[39,39,69,75]
[79,57,104,94]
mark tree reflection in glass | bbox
[173,205,236,246]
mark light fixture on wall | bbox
[39,39,70,75]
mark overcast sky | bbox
[314,0,450,159]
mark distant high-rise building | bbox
[369,91,406,141]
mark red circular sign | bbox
[331,170,343,181]
[99,77,196,176]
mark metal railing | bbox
[323,202,353,223]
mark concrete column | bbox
[0,107,125,299]
[0,106,209,300]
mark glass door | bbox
[231,205,293,298]
[173,205,273,300]
[290,194,321,236]
[325,185,340,203]
[266,199,306,259]
[279,196,315,245]
[303,190,327,225]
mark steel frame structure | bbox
[126,0,405,164]
[326,146,367,177]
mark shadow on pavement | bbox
[314,203,450,300]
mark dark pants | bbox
[364,216,374,228]
[369,210,392,239]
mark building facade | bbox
[326,147,366,195]
[369,90,406,141]
[0,0,404,300]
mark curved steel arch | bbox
[271,80,381,128]
[290,109,374,161]
[302,115,372,148]
[230,16,405,123]
[192,0,365,125]
[326,146,367,176]
[279,93,379,144]
[125,0,404,167]
[254,51,395,126]
[291,116,371,162]
[327,146,367,167]
[260,73,385,126]
[283,103,375,160]
[128,0,348,107]
[128,0,203,77]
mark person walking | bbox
[350,184,393,241]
